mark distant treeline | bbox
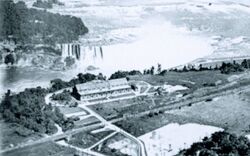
[107,59,250,80]
[168,59,248,74]
[0,0,88,45]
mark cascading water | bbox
[60,44,104,71]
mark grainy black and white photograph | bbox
[1,0,250,156]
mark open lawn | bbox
[2,141,76,156]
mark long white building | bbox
[76,78,133,101]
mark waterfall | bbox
[60,44,104,69]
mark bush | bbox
[148,112,154,118]
[205,98,213,102]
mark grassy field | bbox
[2,141,77,156]
[0,121,42,149]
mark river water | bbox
[2,0,250,95]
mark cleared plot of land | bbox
[92,133,139,156]
[168,93,250,135]
[0,121,42,149]
[68,126,114,149]
[2,141,76,156]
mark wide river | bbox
[2,0,250,94]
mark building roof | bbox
[76,78,131,95]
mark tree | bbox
[159,70,168,76]
[50,78,68,91]
[214,64,219,70]
[4,54,15,65]
[182,66,188,72]
[71,86,81,100]
[150,66,155,75]
[97,73,105,80]
[199,64,203,71]
[241,59,250,69]
[157,63,162,74]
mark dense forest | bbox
[179,131,250,156]
[0,0,88,45]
